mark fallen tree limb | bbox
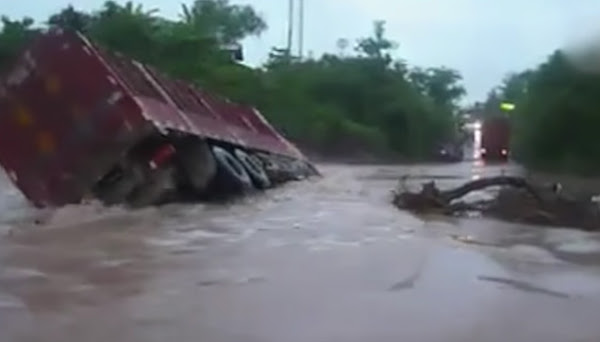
[393,176,541,212]
[393,175,600,230]
[440,176,543,203]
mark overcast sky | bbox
[3,0,600,102]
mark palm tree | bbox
[87,1,161,61]
[0,16,38,69]
[47,6,92,32]
[179,0,266,45]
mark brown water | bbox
[1,162,600,342]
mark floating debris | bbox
[393,176,600,230]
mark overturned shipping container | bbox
[0,29,316,208]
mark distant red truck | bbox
[0,29,315,208]
[480,116,510,161]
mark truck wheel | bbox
[177,139,217,195]
[211,146,254,193]
[289,160,318,180]
[127,166,174,208]
[256,153,286,185]
[234,149,271,189]
[304,161,321,177]
[277,158,305,182]
[94,162,144,206]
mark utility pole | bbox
[287,0,295,56]
[298,0,305,58]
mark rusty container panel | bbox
[0,30,149,207]
[96,44,305,159]
[140,62,305,159]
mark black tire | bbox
[304,161,321,177]
[256,153,288,184]
[127,166,174,208]
[289,160,313,180]
[211,146,254,193]
[278,158,307,181]
[234,149,271,189]
[176,139,217,195]
[94,162,144,206]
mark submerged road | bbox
[1,162,600,342]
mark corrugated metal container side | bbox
[0,29,150,207]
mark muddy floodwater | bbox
[2,162,600,342]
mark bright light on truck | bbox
[500,103,516,111]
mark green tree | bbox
[180,0,266,45]
[409,66,466,112]
[499,70,532,103]
[505,50,600,173]
[0,16,37,70]
[47,5,92,32]
[87,1,160,61]
[356,20,397,62]
[0,2,465,161]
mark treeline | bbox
[487,47,600,174]
[0,0,466,160]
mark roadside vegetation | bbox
[482,47,600,175]
[0,0,466,161]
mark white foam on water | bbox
[179,228,231,240]
[44,202,124,226]
[555,240,600,254]
[0,194,35,225]
[1,267,48,281]
[28,203,162,233]
[544,228,600,254]
[502,244,565,265]
[145,236,189,248]
[0,294,25,310]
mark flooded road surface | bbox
[2,162,600,342]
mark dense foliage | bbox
[490,49,600,174]
[0,1,465,160]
